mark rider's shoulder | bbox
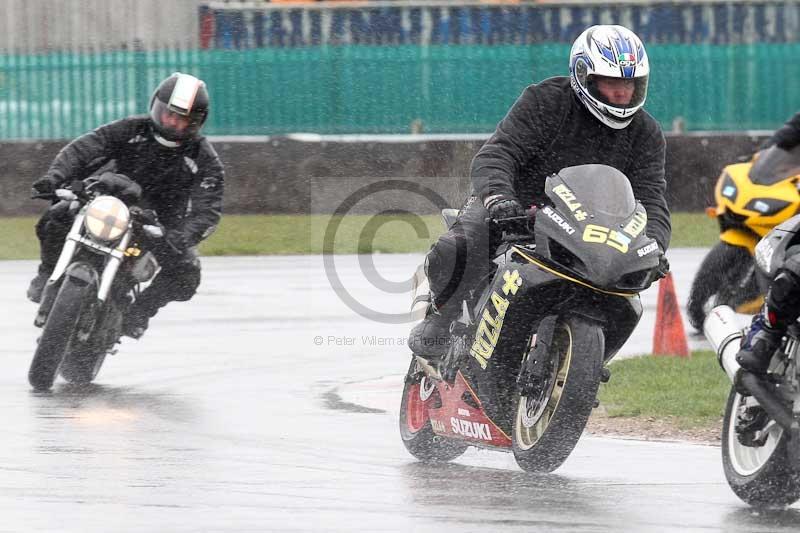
[87,115,146,133]
[520,76,571,104]
[629,108,665,144]
[191,135,222,160]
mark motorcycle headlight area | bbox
[84,196,130,242]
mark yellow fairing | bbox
[736,296,764,315]
[714,161,800,238]
[718,229,759,253]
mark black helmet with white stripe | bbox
[149,72,209,147]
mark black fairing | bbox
[749,145,800,186]
[534,165,660,291]
[754,213,800,293]
[458,246,643,432]
[451,164,653,434]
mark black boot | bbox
[408,311,455,359]
[736,313,783,374]
[122,299,159,340]
[27,264,53,303]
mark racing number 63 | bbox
[582,224,629,253]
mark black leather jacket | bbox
[43,116,225,247]
[471,76,671,251]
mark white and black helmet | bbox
[569,25,649,129]
[149,72,209,147]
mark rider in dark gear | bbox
[766,111,800,151]
[735,113,800,373]
[28,72,224,340]
[408,25,672,358]
[736,258,800,373]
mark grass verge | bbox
[0,211,717,260]
[597,350,730,429]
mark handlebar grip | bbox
[485,207,538,226]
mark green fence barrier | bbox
[0,44,799,139]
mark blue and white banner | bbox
[200,1,800,49]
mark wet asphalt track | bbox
[2,251,800,532]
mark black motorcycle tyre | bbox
[399,358,468,463]
[721,387,800,507]
[29,276,91,391]
[687,242,759,332]
[512,316,603,473]
[59,342,106,385]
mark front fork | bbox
[36,212,131,327]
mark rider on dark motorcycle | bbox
[737,251,800,374]
[28,72,225,339]
[409,25,671,357]
[735,112,800,373]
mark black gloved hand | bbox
[655,253,670,280]
[130,206,160,227]
[140,208,160,227]
[165,229,189,254]
[484,195,525,220]
[31,176,58,197]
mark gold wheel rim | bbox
[514,323,573,450]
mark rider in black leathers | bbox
[737,111,800,373]
[28,72,225,339]
[408,25,671,357]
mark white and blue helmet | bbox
[569,25,650,129]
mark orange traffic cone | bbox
[652,272,690,358]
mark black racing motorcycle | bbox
[29,175,165,391]
[400,164,663,472]
[705,214,800,507]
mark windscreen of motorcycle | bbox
[84,195,130,242]
[540,164,658,290]
[553,164,636,217]
[749,144,800,186]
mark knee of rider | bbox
[164,262,201,301]
[35,213,50,239]
[39,209,67,236]
[425,235,460,285]
[182,269,202,300]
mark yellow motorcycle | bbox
[687,145,800,331]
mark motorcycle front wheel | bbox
[59,343,107,385]
[29,276,92,391]
[512,316,603,473]
[399,358,467,463]
[721,387,800,507]
[687,242,760,332]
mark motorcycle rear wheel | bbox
[29,277,90,391]
[399,359,468,463]
[721,388,800,507]
[687,242,760,332]
[512,316,603,473]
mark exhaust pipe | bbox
[703,305,744,383]
[705,306,800,436]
